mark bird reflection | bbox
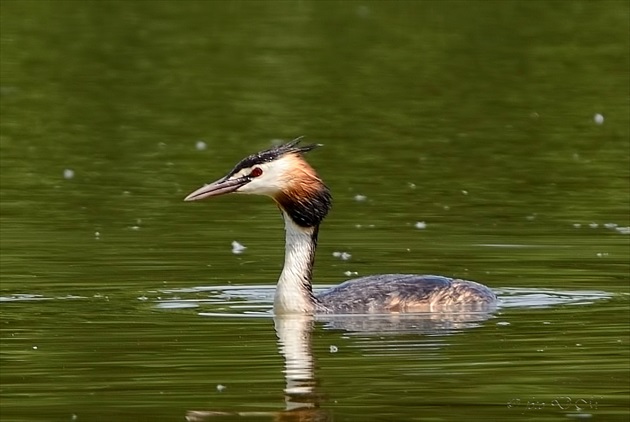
[275,315,320,412]
[319,310,492,334]
[186,311,492,421]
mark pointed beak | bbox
[184,176,248,201]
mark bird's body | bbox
[316,275,495,314]
[185,139,496,315]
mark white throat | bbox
[274,212,317,314]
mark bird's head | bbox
[184,138,332,228]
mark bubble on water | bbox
[354,194,367,202]
[216,384,226,392]
[615,226,630,234]
[588,223,598,229]
[573,223,581,228]
[270,138,285,146]
[415,221,427,229]
[333,251,351,260]
[603,223,618,229]
[196,140,207,151]
[231,241,246,254]
[329,345,338,353]
[63,169,75,179]
[462,190,468,195]
[593,113,604,125]
[344,271,358,276]
[356,5,370,18]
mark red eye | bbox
[250,167,263,178]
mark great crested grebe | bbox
[184,139,497,314]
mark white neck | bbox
[274,212,317,314]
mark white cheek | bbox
[236,160,290,196]
[238,177,282,195]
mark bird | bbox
[184,138,497,315]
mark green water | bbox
[1,1,629,421]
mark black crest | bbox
[227,137,321,177]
